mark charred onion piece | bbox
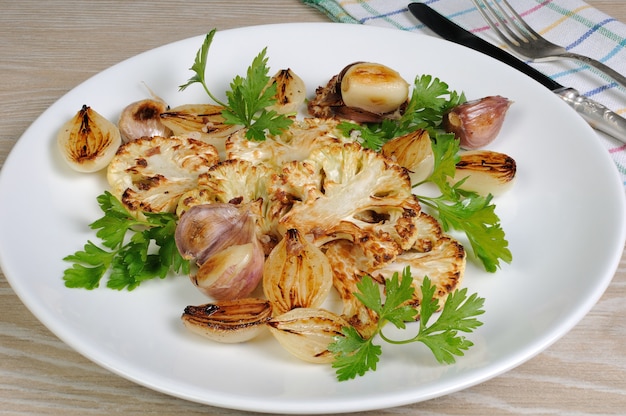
[381,129,434,184]
[182,298,272,343]
[263,228,333,315]
[57,105,121,172]
[267,308,350,363]
[266,68,306,115]
[451,150,517,196]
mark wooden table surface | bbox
[1,1,625,415]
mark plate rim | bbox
[1,22,625,414]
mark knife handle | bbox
[555,88,626,144]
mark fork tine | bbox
[472,0,525,47]
[497,0,543,41]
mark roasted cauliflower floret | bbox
[226,118,344,170]
[176,159,282,254]
[279,141,422,269]
[324,227,466,337]
[371,236,466,310]
[107,135,219,218]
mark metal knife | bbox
[408,2,626,144]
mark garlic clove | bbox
[381,129,434,184]
[340,62,409,114]
[263,228,334,315]
[450,150,517,196]
[443,96,512,149]
[265,68,307,115]
[192,240,265,300]
[118,98,172,143]
[175,203,258,265]
[267,308,349,363]
[57,105,122,173]
[182,298,272,343]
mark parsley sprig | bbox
[179,29,292,141]
[416,133,512,272]
[62,191,189,290]
[337,74,465,151]
[329,267,485,381]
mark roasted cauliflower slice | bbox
[176,159,282,254]
[279,141,422,269]
[323,240,380,338]
[371,236,466,310]
[225,118,344,170]
[324,229,466,337]
[107,135,219,218]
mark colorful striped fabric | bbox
[302,0,626,187]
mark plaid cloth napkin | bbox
[302,0,626,187]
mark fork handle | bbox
[555,87,626,144]
[537,53,626,89]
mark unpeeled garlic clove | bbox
[340,62,409,114]
[57,105,121,172]
[193,240,265,300]
[443,96,512,149]
[175,202,266,300]
[182,298,272,343]
[267,308,349,363]
[451,150,517,196]
[118,97,172,143]
[263,229,334,315]
[265,68,306,115]
[381,129,434,184]
[175,203,257,265]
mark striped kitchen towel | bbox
[302,0,626,187]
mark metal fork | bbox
[471,0,626,88]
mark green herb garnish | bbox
[416,133,512,272]
[337,74,465,150]
[179,29,292,141]
[329,267,485,381]
[62,191,189,290]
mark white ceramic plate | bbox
[0,23,624,414]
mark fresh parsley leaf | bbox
[62,191,190,290]
[180,29,292,141]
[414,133,512,272]
[338,75,465,150]
[179,30,224,105]
[421,190,512,272]
[416,277,485,364]
[329,268,485,381]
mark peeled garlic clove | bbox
[381,129,434,184]
[451,150,517,196]
[57,105,122,173]
[340,62,409,114]
[265,69,306,115]
[443,96,512,149]
[193,240,265,300]
[263,229,333,315]
[118,97,172,143]
[267,308,349,363]
[175,203,258,264]
[182,298,272,343]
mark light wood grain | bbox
[1,1,625,415]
